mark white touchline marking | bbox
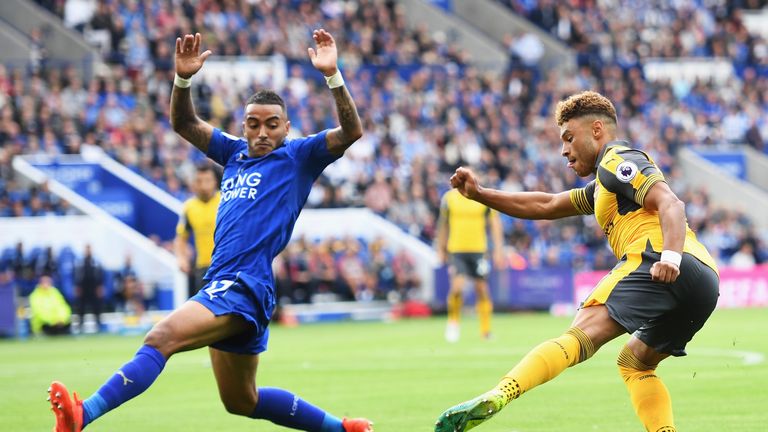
[687,348,765,366]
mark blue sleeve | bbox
[206,128,245,166]
[285,130,340,170]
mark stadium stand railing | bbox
[451,0,576,71]
[9,156,186,308]
[679,148,768,228]
[743,146,768,191]
[0,0,98,79]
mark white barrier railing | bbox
[10,157,187,308]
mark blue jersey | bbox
[204,128,339,290]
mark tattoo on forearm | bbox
[170,86,194,125]
[331,86,362,145]
[171,86,207,149]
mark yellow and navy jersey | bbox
[569,141,718,273]
[176,191,221,269]
[441,189,493,253]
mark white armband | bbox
[660,250,682,267]
[324,70,344,89]
[174,74,192,88]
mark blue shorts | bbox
[190,277,276,355]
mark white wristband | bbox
[660,250,682,267]
[174,74,192,88]
[324,70,344,89]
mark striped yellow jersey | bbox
[176,192,220,269]
[441,189,493,253]
[569,142,718,273]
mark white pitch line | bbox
[687,348,766,366]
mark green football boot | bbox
[434,390,506,432]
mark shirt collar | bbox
[594,140,630,169]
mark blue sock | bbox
[250,387,344,432]
[81,345,166,427]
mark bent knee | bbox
[143,322,181,357]
[617,345,657,376]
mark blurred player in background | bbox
[437,186,504,342]
[174,164,220,297]
[48,30,373,432]
[435,91,719,432]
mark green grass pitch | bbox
[1,308,766,431]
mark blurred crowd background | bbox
[2,0,767,316]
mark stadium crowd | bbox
[1,233,420,318]
[1,0,767,296]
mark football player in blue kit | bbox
[48,29,373,432]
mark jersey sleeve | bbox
[439,192,450,218]
[569,180,596,215]
[175,203,190,238]
[285,130,339,169]
[206,128,245,166]
[598,148,665,206]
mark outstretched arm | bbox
[450,167,579,220]
[171,33,214,153]
[308,29,362,155]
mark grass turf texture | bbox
[1,308,766,431]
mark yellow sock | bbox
[618,345,675,432]
[494,328,594,404]
[476,297,492,336]
[447,291,463,323]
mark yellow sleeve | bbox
[569,180,596,215]
[176,202,190,238]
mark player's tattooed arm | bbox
[171,33,214,153]
[170,86,213,153]
[326,85,363,155]
[307,28,363,155]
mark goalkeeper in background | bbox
[435,91,719,432]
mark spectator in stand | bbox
[29,275,72,336]
[35,246,58,279]
[391,248,421,301]
[11,242,36,296]
[284,239,313,304]
[118,273,145,317]
[337,238,373,301]
[75,244,104,332]
[309,240,345,301]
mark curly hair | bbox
[555,91,617,126]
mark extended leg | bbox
[435,305,625,432]
[209,347,372,431]
[49,301,249,431]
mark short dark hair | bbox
[555,90,617,126]
[196,163,221,182]
[245,90,286,113]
